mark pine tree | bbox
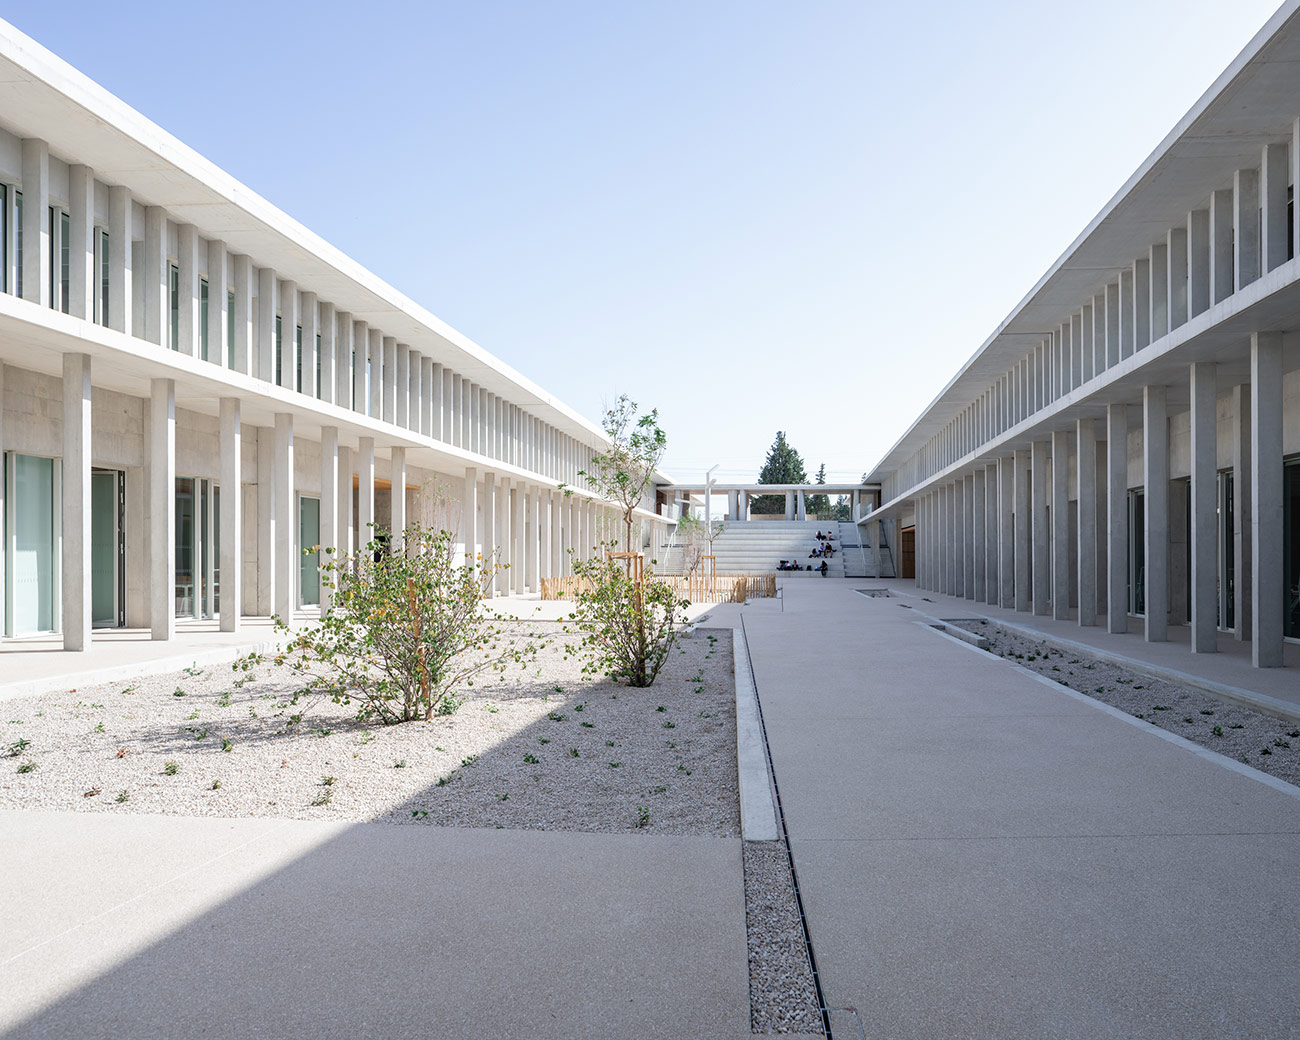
[752,431,807,514]
[807,463,830,518]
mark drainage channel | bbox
[739,614,869,1040]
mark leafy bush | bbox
[569,547,687,688]
[265,524,540,724]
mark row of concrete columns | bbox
[10,138,595,490]
[913,334,1287,668]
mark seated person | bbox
[819,559,829,577]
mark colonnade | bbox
[911,336,1288,668]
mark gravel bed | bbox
[744,840,822,1034]
[953,621,1300,786]
[0,623,739,835]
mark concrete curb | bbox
[723,625,779,841]
[0,636,282,704]
[896,590,1300,723]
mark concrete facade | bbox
[866,3,1300,669]
[0,19,665,652]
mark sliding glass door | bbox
[91,469,124,628]
[6,453,60,636]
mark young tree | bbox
[752,431,807,514]
[579,395,667,554]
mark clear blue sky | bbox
[8,0,1284,483]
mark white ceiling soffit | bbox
[0,19,608,446]
[865,0,1300,482]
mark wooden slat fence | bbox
[540,573,776,603]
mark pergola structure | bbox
[660,483,882,522]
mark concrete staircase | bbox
[838,520,872,578]
[654,520,846,577]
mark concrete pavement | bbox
[739,581,1300,1040]
[0,812,750,1039]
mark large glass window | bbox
[226,290,235,368]
[59,210,70,313]
[1285,459,1300,640]
[14,189,22,298]
[295,324,303,393]
[95,229,109,325]
[1128,489,1145,616]
[299,497,320,607]
[7,453,59,636]
[92,469,124,628]
[275,315,283,384]
[1220,470,1234,630]
[0,184,7,294]
[199,278,209,362]
[169,263,179,349]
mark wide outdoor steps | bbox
[655,520,857,578]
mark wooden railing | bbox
[539,572,776,603]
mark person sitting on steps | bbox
[819,559,829,577]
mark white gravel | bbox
[954,620,1300,786]
[0,623,739,835]
[744,840,822,1034]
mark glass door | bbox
[1128,489,1145,617]
[1285,459,1299,640]
[175,478,218,620]
[1219,469,1234,631]
[6,453,61,636]
[299,496,320,607]
[91,469,124,628]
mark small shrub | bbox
[311,789,333,806]
[211,779,222,790]
[523,753,539,764]
[163,760,179,776]
[221,738,234,753]
[115,790,129,804]
[6,737,30,757]
[17,760,36,774]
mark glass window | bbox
[1285,459,1300,640]
[275,315,282,384]
[9,453,58,635]
[0,184,7,294]
[48,207,55,309]
[1128,489,1145,617]
[295,324,303,393]
[59,210,70,313]
[226,290,235,368]
[199,278,209,362]
[316,332,322,398]
[95,229,109,325]
[169,263,179,350]
[299,497,320,607]
[14,189,22,298]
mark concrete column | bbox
[999,456,1015,609]
[150,379,176,640]
[220,399,242,632]
[463,466,479,564]
[278,282,299,391]
[1149,243,1168,342]
[1209,189,1233,305]
[483,474,497,591]
[144,207,168,346]
[1134,257,1151,350]
[108,185,132,335]
[395,344,409,428]
[1105,281,1121,368]
[523,486,539,591]
[796,489,806,521]
[984,463,998,606]
[381,336,397,422]
[61,354,92,650]
[20,139,49,306]
[369,329,383,419]
[256,431,274,617]
[1190,362,1218,652]
[301,293,318,397]
[1119,270,1134,359]
[1188,208,1210,318]
[273,414,294,623]
[514,480,528,593]
[972,470,986,602]
[1051,430,1070,621]
[333,313,352,406]
[785,490,795,521]
[444,370,456,444]
[231,255,253,374]
[319,303,337,404]
[1167,226,1188,332]
[552,492,566,577]
[1144,385,1169,642]
[207,241,228,366]
[68,165,94,320]
[390,448,407,553]
[1076,419,1097,626]
[1261,142,1289,274]
[353,322,369,414]
[407,350,421,432]
[1232,384,1253,642]
[422,358,436,437]
[962,474,975,599]
[358,437,376,552]
[177,225,200,356]
[1251,333,1284,667]
[1031,441,1049,615]
[954,479,966,598]
[1234,168,1261,291]
[256,268,276,380]
[1107,404,1129,634]
[337,444,354,563]
[538,486,552,581]
[728,489,739,521]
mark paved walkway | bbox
[736,580,1300,1039]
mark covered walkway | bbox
[728,580,1300,1039]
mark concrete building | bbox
[864,1,1300,668]
[0,19,666,653]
